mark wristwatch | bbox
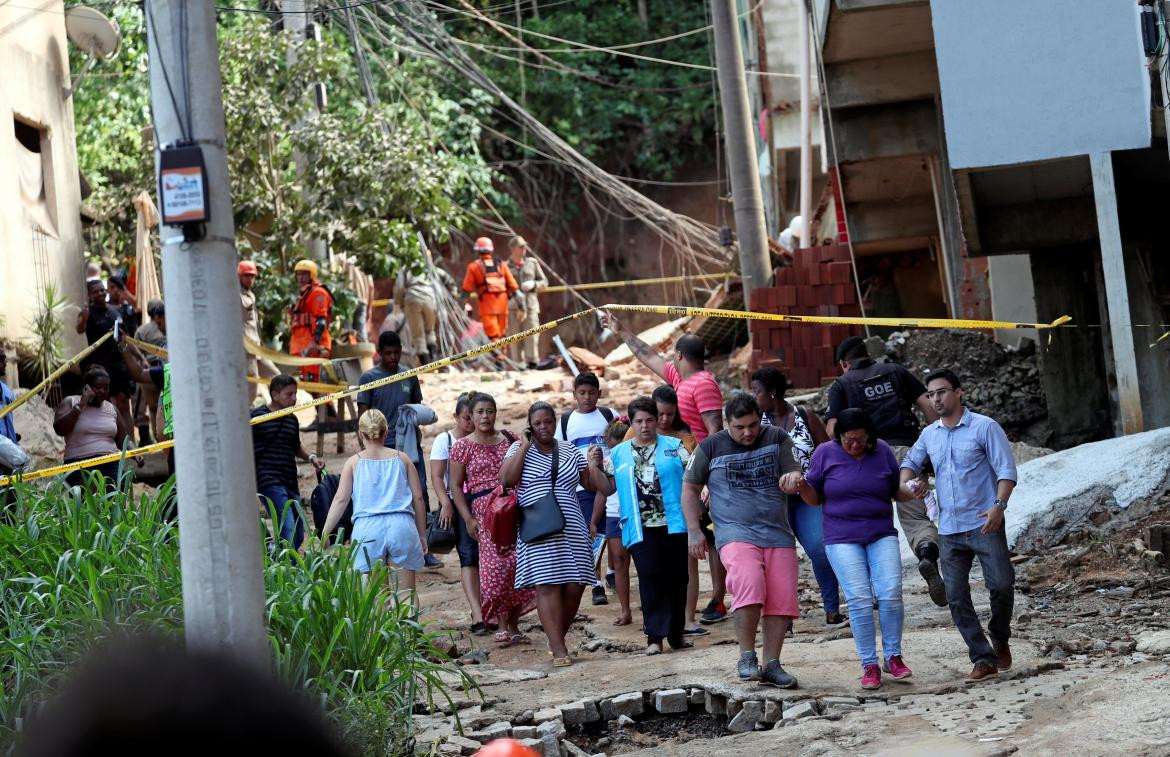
[994,498,1007,512]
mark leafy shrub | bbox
[0,474,473,755]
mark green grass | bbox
[0,473,475,755]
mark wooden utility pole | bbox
[144,0,267,662]
[710,0,772,299]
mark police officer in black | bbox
[825,336,947,607]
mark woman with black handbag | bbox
[500,401,612,668]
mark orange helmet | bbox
[474,237,494,253]
[238,260,258,275]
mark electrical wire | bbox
[419,0,796,78]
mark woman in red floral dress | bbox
[450,392,536,643]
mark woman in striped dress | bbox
[500,401,611,667]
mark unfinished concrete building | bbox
[0,1,86,359]
[805,0,1170,447]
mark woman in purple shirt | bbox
[781,408,919,690]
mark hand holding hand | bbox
[905,478,927,498]
[779,472,804,494]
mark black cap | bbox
[835,335,866,363]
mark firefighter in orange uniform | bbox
[288,259,333,382]
[462,237,518,367]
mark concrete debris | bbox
[537,718,567,740]
[885,328,1048,445]
[604,317,688,365]
[1135,630,1170,655]
[782,700,819,720]
[600,692,644,720]
[1008,428,1170,551]
[727,700,764,733]
[763,699,783,724]
[444,735,482,755]
[558,699,599,726]
[533,707,562,725]
[653,688,688,714]
[704,690,727,715]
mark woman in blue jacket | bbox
[602,397,692,656]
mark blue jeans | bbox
[940,526,1014,665]
[259,484,305,550]
[788,495,840,615]
[825,535,904,668]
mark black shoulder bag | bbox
[518,442,566,544]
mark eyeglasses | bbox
[840,433,868,446]
[924,388,955,400]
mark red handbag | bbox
[481,485,518,551]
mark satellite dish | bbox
[65,6,121,60]
[63,6,121,98]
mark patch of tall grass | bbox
[0,473,473,755]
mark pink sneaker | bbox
[885,655,913,680]
[861,664,882,690]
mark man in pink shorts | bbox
[682,393,802,687]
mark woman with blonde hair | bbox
[322,409,428,595]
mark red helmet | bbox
[238,260,258,275]
[474,237,494,253]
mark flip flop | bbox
[510,633,532,645]
[681,626,709,636]
[493,631,510,644]
[552,656,573,667]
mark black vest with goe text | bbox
[835,359,922,446]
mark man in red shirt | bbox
[601,310,730,626]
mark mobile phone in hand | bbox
[524,427,534,441]
[113,320,121,342]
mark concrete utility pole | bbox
[282,0,327,263]
[798,0,813,247]
[145,0,268,663]
[711,0,772,299]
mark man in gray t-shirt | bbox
[683,393,802,688]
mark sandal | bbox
[645,642,662,656]
[510,633,532,645]
[552,655,573,667]
[471,622,489,636]
[668,639,694,651]
[493,631,510,644]
[681,625,709,636]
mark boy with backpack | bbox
[555,371,617,605]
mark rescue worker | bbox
[461,237,518,368]
[505,236,548,369]
[239,261,279,401]
[288,259,333,383]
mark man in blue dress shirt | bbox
[899,369,1017,682]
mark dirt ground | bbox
[292,366,1170,756]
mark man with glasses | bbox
[826,336,945,606]
[899,370,1017,681]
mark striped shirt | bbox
[251,405,301,490]
[663,362,723,443]
[506,440,594,589]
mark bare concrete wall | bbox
[1029,247,1111,449]
[0,1,85,364]
[988,255,1038,348]
[931,0,1151,169]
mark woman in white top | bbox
[323,409,428,597]
[429,392,488,635]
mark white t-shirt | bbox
[604,489,620,519]
[555,407,615,492]
[429,429,457,494]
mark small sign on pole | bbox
[159,142,209,239]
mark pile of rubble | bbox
[884,329,1050,446]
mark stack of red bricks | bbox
[748,245,862,388]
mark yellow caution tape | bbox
[1,304,1071,485]
[1151,331,1170,349]
[245,375,349,394]
[244,337,336,367]
[124,337,349,393]
[0,332,111,422]
[604,305,1072,331]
